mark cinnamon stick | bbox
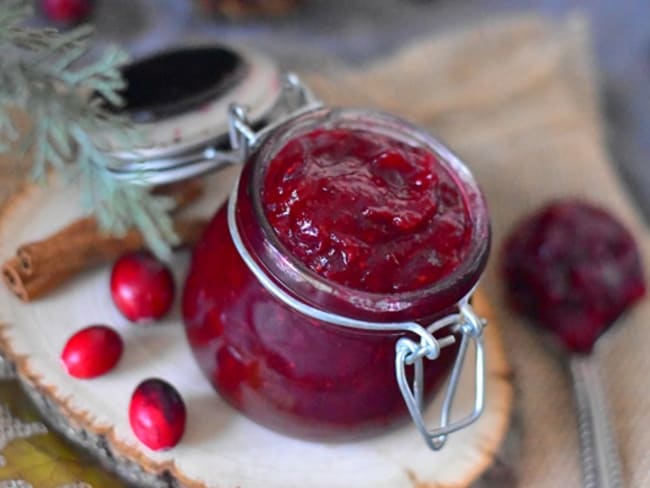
[2,180,207,302]
[2,257,28,298]
[4,217,207,302]
[4,263,82,302]
[3,255,79,302]
[18,180,203,277]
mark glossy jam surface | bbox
[262,129,472,293]
[503,199,646,353]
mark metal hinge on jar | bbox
[395,295,486,450]
[228,73,322,158]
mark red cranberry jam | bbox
[183,108,490,440]
[503,199,645,353]
[262,129,472,293]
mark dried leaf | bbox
[0,381,126,488]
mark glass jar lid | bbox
[95,44,282,181]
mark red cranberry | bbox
[110,251,175,323]
[61,325,123,379]
[502,199,645,353]
[129,378,186,451]
[41,0,93,25]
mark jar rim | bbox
[237,107,490,319]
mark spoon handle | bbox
[569,354,623,488]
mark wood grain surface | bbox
[0,170,513,488]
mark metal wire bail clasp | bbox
[227,73,322,159]
[395,294,486,451]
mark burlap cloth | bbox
[0,13,648,488]
[304,14,650,488]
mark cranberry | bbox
[61,325,123,379]
[262,128,472,293]
[129,378,186,451]
[110,251,175,323]
[502,199,645,353]
[41,0,93,25]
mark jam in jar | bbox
[182,107,490,442]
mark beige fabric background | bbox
[0,14,647,488]
[306,15,650,488]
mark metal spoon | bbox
[569,354,623,488]
[503,199,646,488]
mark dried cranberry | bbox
[61,325,123,379]
[110,251,175,323]
[502,199,645,353]
[129,378,186,451]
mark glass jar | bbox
[98,47,490,449]
[182,88,491,449]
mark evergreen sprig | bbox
[0,0,177,258]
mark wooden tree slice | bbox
[0,170,513,488]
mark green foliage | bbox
[0,0,177,258]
